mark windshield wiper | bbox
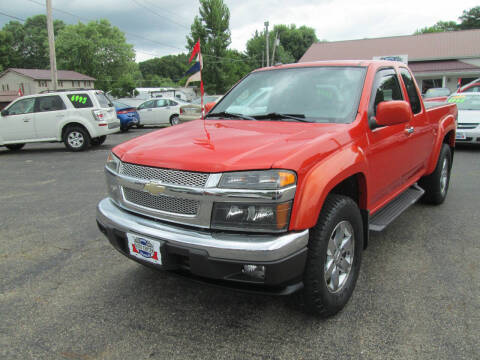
[252,112,311,122]
[205,111,256,120]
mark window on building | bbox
[400,68,422,114]
[421,79,442,94]
[35,95,66,112]
[58,81,63,87]
[72,81,75,87]
[67,93,93,108]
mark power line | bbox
[19,0,260,64]
[130,0,190,30]
[0,10,26,22]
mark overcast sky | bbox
[1,0,478,62]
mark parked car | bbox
[457,78,480,93]
[178,95,222,123]
[0,90,119,151]
[112,100,140,132]
[97,60,457,317]
[448,93,480,144]
[136,98,181,126]
[423,87,451,102]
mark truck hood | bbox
[114,119,348,173]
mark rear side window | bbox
[36,95,66,112]
[168,100,178,106]
[95,92,113,108]
[400,69,422,114]
[156,99,168,107]
[68,93,93,108]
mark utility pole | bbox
[271,33,279,65]
[262,51,264,68]
[264,21,269,67]
[46,0,58,91]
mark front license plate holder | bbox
[456,132,466,140]
[127,233,163,265]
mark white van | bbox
[0,90,120,151]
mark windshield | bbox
[425,88,450,98]
[212,66,366,123]
[113,101,129,108]
[448,95,480,110]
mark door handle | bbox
[405,126,414,134]
[23,119,30,122]
[147,109,152,111]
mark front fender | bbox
[425,112,456,175]
[290,143,368,231]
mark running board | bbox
[369,184,425,232]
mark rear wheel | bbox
[5,143,25,151]
[91,135,107,146]
[170,114,180,126]
[136,124,144,128]
[63,126,90,152]
[419,144,452,205]
[120,126,129,132]
[303,194,363,317]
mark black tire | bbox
[91,135,107,147]
[302,194,363,317]
[5,143,25,151]
[136,124,144,128]
[63,126,91,152]
[170,114,180,126]
[120,126,129,132]
[419,144,452,205]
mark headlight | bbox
[106,152,121,173]
[211,201,292,232]
[218,170,296,189]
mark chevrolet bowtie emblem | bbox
[144,182,166,195]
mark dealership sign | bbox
[373,55,408,64]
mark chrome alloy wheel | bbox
[439,158,449,196]
[67,131,85,149]
[325,220,355,293]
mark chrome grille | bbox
[458,123,479,129]
[123,188,199,215]
[120,163,209,187]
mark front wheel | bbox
[302,194,363,317]
[63,126,91,152]
[419,144,452,205]
[5,143,25,151]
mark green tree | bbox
[139,54,190,82]
[273,24,318,62]
[246,29,295,68]
[55,19,136,91]
[414,21,458,34]
[459,6,480,29]
[186,0,231,94]
[1,15,65,69]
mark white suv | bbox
[0,90,120,151]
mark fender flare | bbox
[290,144,368,231]
[57,118,96,141]
[425,113,456,175]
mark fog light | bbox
[242,264,266,279]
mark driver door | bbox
[137,100,155,125]
[1,97,36,142]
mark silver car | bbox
[449,93,480,144]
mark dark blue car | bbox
[112,100,140,132]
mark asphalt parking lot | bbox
[1,128,479,360]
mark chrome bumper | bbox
[96,197,309,262]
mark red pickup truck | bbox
[97,60,457,317]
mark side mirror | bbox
[204,101,216,114]
[1,109,8,117]
[375,101,412,126]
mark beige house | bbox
[300,29,480,94]
[0,68,96,96]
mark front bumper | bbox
[456,128,480,144]
[96,197,308,293]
